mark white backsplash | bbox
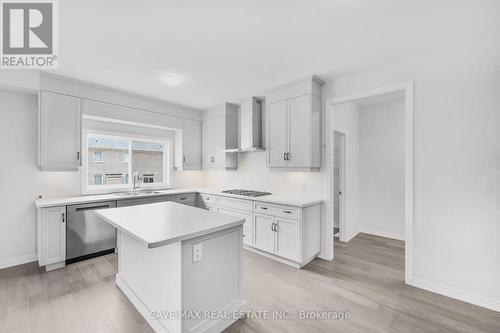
[203,152,326,196]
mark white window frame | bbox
[82,130,172,194]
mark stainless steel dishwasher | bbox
[66,201,117,264]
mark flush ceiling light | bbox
[160,73,183,87]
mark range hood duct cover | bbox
[225,97,264,153]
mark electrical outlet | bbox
[192,243,203,262]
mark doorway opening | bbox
[325,82,414,284]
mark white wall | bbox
[358,99,405,240]
[323,38,500,310]
[0,88,204,268]
[0,90,79,268]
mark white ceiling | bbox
[53,0,499,109]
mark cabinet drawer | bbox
[217,207,252,230]
[199,194,216,206]
[217,196,252,212]
[170,193,196,204]
[253,202,300,220]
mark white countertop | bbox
[96,201,245,248]
[34,187,324,208]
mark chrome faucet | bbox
[132,172,141,193]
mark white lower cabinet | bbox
[254,214,300,262]
[38,206,66,267]
[275,217,300,261]
[242,227,252,246]
[206,205,218,212]
[216,207,253,246]
[253,214,276,253]
[195,193,321,268]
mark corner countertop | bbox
[96,201,244,248]
[35,187,325,209]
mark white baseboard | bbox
[409,277,500,313]
[0,253,37,269]
[358,227,405,241]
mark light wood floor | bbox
[1,233,499,333]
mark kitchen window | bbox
[83,132,171,193]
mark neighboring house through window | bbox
[93,150,103,162]
[143,174,155,183]
[94,174,103,185]
[84,133,170,192]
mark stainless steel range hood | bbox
[224,97,264,153]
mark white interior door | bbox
[267,101,288,167]
[333,131,346,241]
[287,95,310,167]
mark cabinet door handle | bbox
[283,210,292,214]
[260,206,268,210]
[61,212,65,223]
[286,152,290,161]
[271,223,275,232]
[274,223,279,232]
[283,152,286,161]
[183,156,186,163]
[180,197,187,200]
[76,152,80,161]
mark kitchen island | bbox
[96,202,245,333]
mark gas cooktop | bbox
[222,189,272,197]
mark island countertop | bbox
[96,201,244,248]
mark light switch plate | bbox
[193,243,203,262]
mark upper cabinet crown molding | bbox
[38,91,82,171]
[265,75,323,171]
[264,75,324,105]
[202,103,239,170]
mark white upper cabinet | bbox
[181,118,202,170]
[39,91,82,171]
[265,76,323,171]
[202,103,238,170]
[267,100,288,167]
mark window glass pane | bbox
[88,136,130,186]
[93,151,103,161]
[131,141,164,184]
[94,175,102,185]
